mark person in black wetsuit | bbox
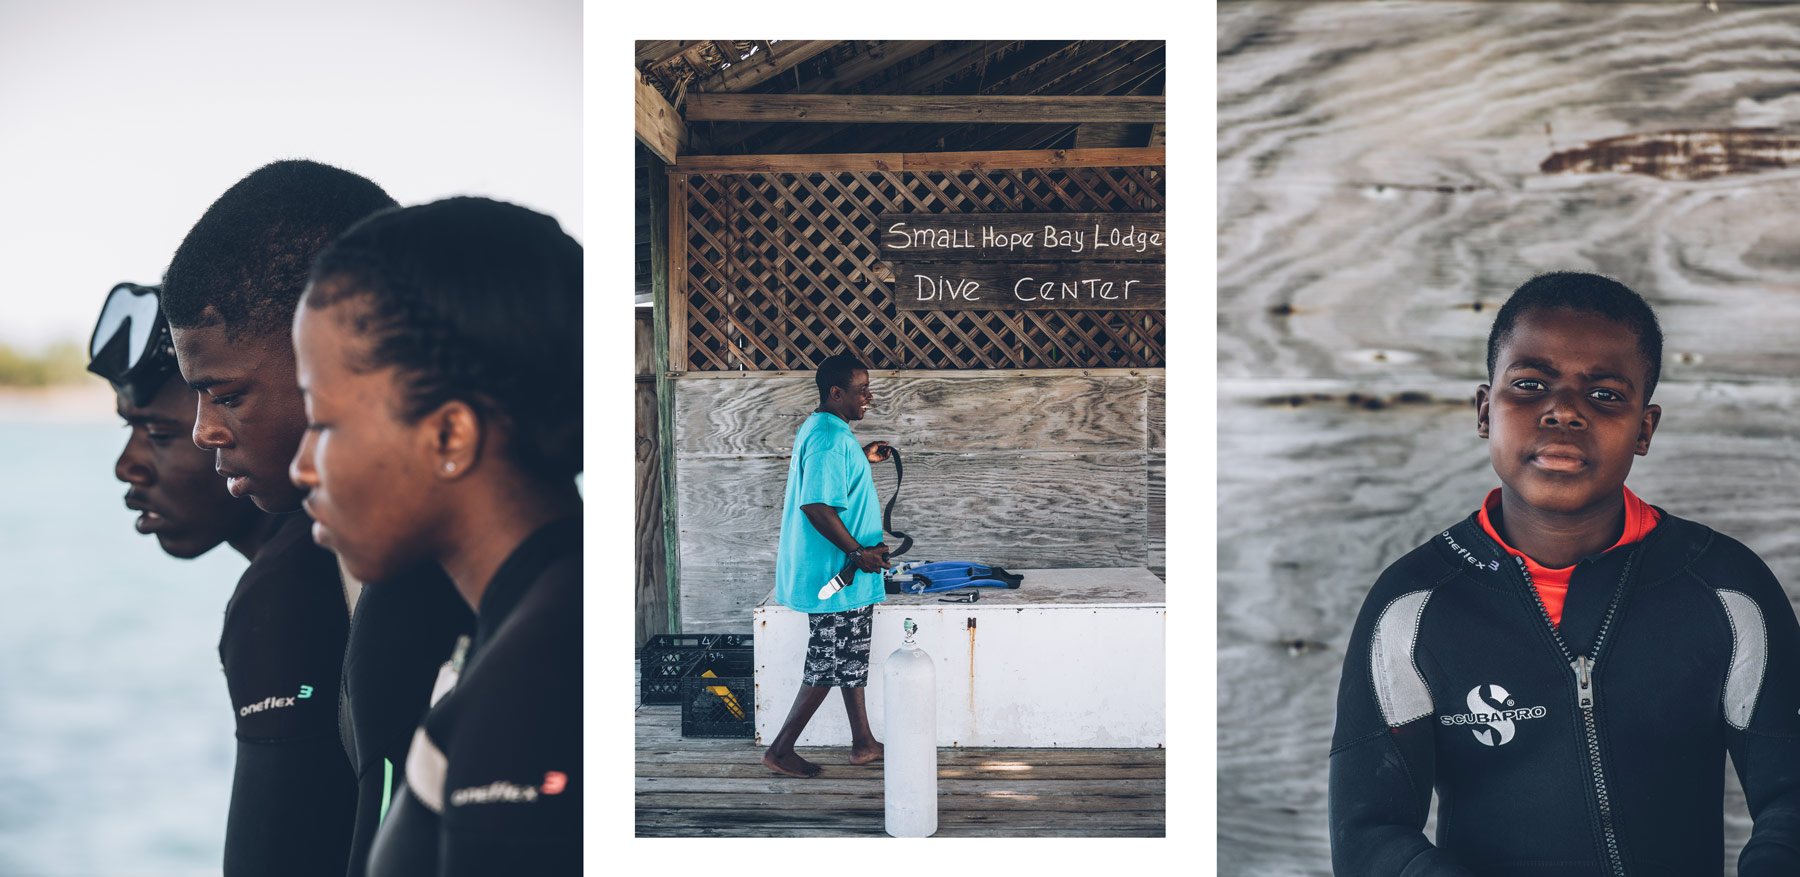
[290,196,582,874]
[90,281,270,564]
[160,161,472,877]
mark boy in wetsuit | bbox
[89,281,269,563]
[1329,272,1800,876]
[160,161,472,877]
[762,352,890,778]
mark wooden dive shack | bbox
[633,39,1167,837]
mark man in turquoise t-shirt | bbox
[762,353,892,779]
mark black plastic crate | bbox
[710,633,753,651]
[680,657,755,738]
[639,634,714,705]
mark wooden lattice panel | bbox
[677,162,1166,371]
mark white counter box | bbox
[751,567,1165,748]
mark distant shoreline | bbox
[0,380,119,424]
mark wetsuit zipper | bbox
[1512,552,1635,877]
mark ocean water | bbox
[0,414,242,875]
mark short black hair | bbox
[306,196,583,482]
[816,353,867,404]
[162,160,396,339]
[1486,271,1664,400]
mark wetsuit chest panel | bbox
[220,512,349,741]
[217,511,356,876]
[435,566,582,844]
[1416,583,1597,866]
[1593,587,1734,873]
[366,520,583,877]
[1426,541,1737,873]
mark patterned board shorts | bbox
[802,604,875,687]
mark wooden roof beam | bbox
[694,40,839,94]
[636,40,703,69]
[635,71,687,164]
[685,94,1164,124]
[940,43,1162,154]
[748,41,1076,157]
[789,40,941,95]
[668,146,1164,174]
[715,40,991,156]
[875,41,1127,154]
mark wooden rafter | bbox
[693,40,839,93]
[792,40,939,95]
[734,40,1017,156]
[786,41,1126,157]
[635,71,687,164]
[669,147,1165,174]
[685,94,1164,124]
[944,42,1163,154]
[636,40,702,68]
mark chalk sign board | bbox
[878,213,1165,262]
[880,213,1165,311]
[892,263,1164,311]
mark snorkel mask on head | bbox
[87,282,178,408]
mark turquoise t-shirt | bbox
[775,412,887,614]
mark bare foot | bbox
[849,740,885,764]
[762,748,822,778]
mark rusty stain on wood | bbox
[968,616,978,736]
[1540,129,1800,181]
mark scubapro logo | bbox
[1439,683,1547,746]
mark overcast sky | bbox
[0,0,581,350]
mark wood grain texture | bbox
[635,40,701,69]
[671,372,1162,631]
[1219,0,1800,384]
[667,173,688,374]
[1217,378,1800,876]
[676,452,1151,632]
[635,702,1165,837]
[673,373,1150,455]
[652,167,684,633]
[669,147,1165,174]
[635,311,667,647]
[1148,451,1165,579]
[634,72,685,165]
[1146,374,1165,451]
[692,40,838,94]
[898,147,1165,171]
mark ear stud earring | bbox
[444,461,457,473]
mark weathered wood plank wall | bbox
[1219,3,1800,874]
[673,370,1165,632]
[635,309,668,647]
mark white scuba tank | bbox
[883,618,938,837]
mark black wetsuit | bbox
[367,517,582,875]
[220,510,355,877]
[340,563,474,877]
[1329,509,1800,876]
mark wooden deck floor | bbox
[635,702,1166,837]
